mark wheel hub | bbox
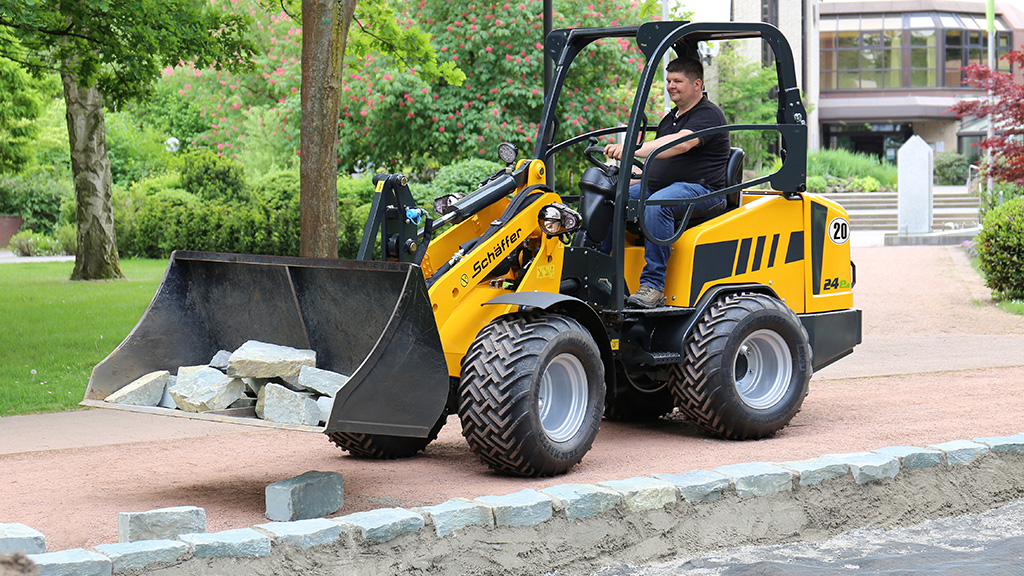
[733,329,792,410]
[538,353,589,442]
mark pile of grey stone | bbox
[103,340,349,427]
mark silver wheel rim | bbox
[538,353,589,442]
[733,329,792,410]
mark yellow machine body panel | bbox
[801,194,855,314]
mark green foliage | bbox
[0,41,45,174]
[105,110,173,186]
[0,173,74,235]
[805,175,827,193]
[180,150,247,202]
[979,180,1024,217]
[417,159,503,206]
[714,42,781,172]
[0,259,166,415]
[934,152,970,186]
[7,230,66,256]
[975,197,1024,300]
[806,148,897,192]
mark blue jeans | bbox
[601,181,725,291]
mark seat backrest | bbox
[725,147,744,208]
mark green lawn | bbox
[0,259,167,416]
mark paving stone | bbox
[227,341,316,378]
[715,462,794,496]
[208,350,232,371]
[928,440,990,465]
[243,377,269,396]
[824,452,900,484]
[597,477,677,512]
[175,365,207,380]
[158,376,177,409]
[167,367,244,412]
[265,471,344,521]
[415,498,494,537]
[118,506,206,543]
[652,470,731,503]
[254,518,346,549]
[27,548,111,576]
[475,489,554,527]
[256,383,320,425]
[104,371,169,406]
[298,366,350,397]
[316,395,334,424]
[93,540,189,573]
[872,446,944,468]
[975,436,1024,454]
[336,508,424,543]
[0,523,46,554]
[178,528,271,558]
[778,458,850,486]
[540,484,621,520]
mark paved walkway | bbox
[0,249,75,264]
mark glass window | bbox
[820,16,838,32]
[863,49,884,69]
[837,31,859,49]
[837,71,859,89]
[820,32,837,51]
[837,17,860,32]
[820,45,837,71]
[908,14,936,28]
[837,50,860,70]
[861,17,884,30]
[820,71,837,90]
[861,70,884,89]
[911,69,936,87]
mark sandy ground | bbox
[2,244,1024,553]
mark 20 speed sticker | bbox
[828,216,850,245]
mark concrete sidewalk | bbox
[0,249,75,264]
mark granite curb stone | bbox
[0,522,46,554]
[872,446,944,468]
[539,484,622,520]
[27,548,111,576]
[92,540,190,573]
[823,452,900,483]
[336,508,424,542]
[778,458,850,486]
[475,489,553,527]
[253,518,346,549]
[927,440,990,465]
[714,462,794,496]
[415,498,494,537]
[974,436,1024,454]
[117,506,206,543]
[178,528,271,558]
[597,477,677,512]
[652,470,731,502]
[265,470,344,522]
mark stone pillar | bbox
[897,136,933,235]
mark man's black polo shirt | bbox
[645,95,730,192]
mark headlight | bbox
[432,192,466,216]
[498,142,518,166]
[538,203,582,237]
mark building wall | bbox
[913,120,959,154]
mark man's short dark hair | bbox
[666,58,703,82]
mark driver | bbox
[603,57,730,308]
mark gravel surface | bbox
[2,245,1023,552]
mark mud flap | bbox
[85,251,449,437]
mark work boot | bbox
[626,284,665,309]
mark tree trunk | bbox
[62,71,123,280]
[299,0,357,259]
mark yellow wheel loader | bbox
[85,22,861,477]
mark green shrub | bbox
[934,152,970,186]
[418,159,503,206]
[805,175,827,193]
[975,197,1024,300]
[55,223,77,256]
[105,110,172,186]
[7,230,65,256]
[850,176,882,193]
[979,180,1024,217]
[807,148,897,191]
[0,172,73,235]
[180,150,246,202]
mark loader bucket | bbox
[84,250,449,437]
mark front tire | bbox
[670,292,811,440]
[458,313,605,477]
[327,409,448,459]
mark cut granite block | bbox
[158,376,177,409]
[336,508,424,543]
[243,378,269,396]
[316,396,334,424]
[227,341,316,378]
[209,350,232,371]
[872,446,943,468]
[168,367,244,412]
[652,470,731,503]
[265,471,344,521]
[975,436,1024,454]
[298,366,350,397]
[93,540,189,573]
[715,462,794,496]
[104,371,169,406]
[475,490,553,527]
[27,548,111,576]
[824,453,900,484]
[597,477,676,512]
[927,440,990,465]
[118,506,206,543]
[0,523,46,554]
[178,528,271,558]
[540,484,621,520]
[256,383,320,426]
[175,365,207,380]
[254,518,346,549]
[778,458,849,486]
[415,498,494,537]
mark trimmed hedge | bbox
[975,196,1024,300]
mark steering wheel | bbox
[583,144,644,179]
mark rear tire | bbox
[670,292,811,440]
[458,313,605,477]
[327,410,448,459]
